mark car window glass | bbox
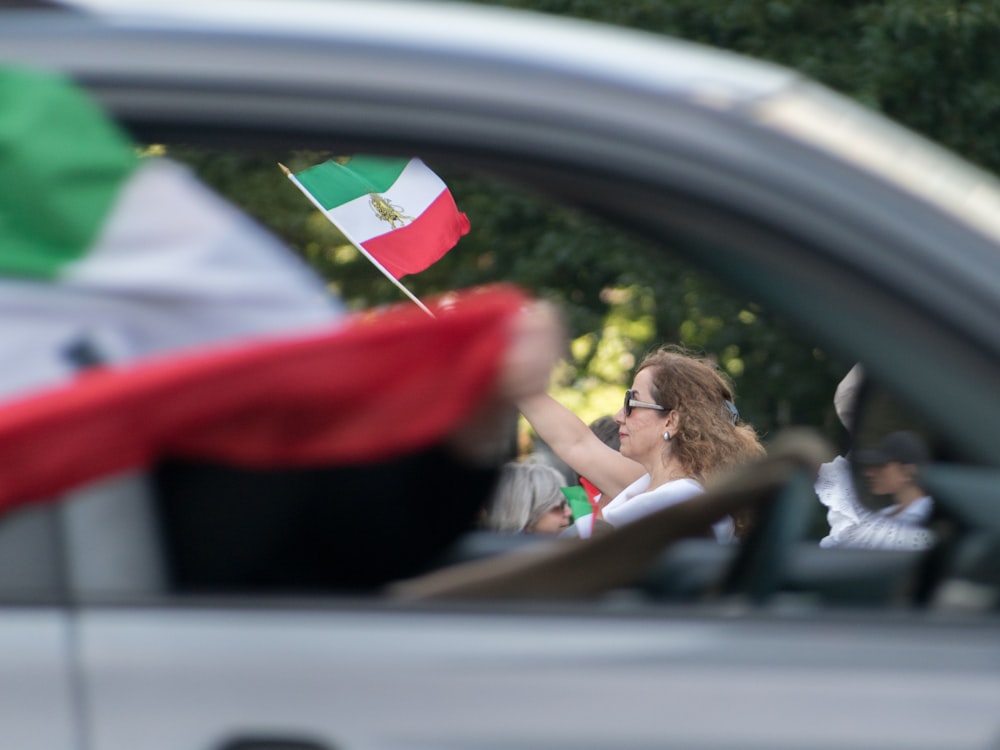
[851,375,1000,608]
[57,142,996,614]
[113,145,833,594]
[0,504,62,603]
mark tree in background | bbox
[452,0,1000,438]
[175,1,999,447]
[468,0,1000,174]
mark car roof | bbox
[9,0,999,270]
[47,0,797,100]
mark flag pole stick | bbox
[279,163,435,318]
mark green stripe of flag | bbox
[294,156,409,209]
[0,67,138,279]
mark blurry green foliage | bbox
[470,0,1000,175]
[170,0,999,448]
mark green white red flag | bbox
[0,65,522,518]
[0,65,340,400]
[290,156,470,279]
[0,286,524,514]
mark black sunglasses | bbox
[623,389,666,418]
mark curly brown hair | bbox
[638,345,764,485]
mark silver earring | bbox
[663,431,671,441]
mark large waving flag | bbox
[288,156,470,279]
[0,67,534,591]
[0,66,340,400]
[0,285,526,515]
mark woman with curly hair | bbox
[518,345,764,541]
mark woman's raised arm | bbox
[517,392,644,500]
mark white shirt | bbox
[570,474,734,543]
[816,455,935,550]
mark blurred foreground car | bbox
[2,1,1000,749]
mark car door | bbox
[0,504,79,749]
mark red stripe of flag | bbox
[363,189,470,277]
[0,285,525,515]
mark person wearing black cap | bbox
[815,366,935,550]
[856,431,933,518]
[821,429,934,549]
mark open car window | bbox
[18,137,986,614]
[0,1,998,618]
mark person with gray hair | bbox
[481,461,573,534]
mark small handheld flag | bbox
[281,156,470,315]
[560,486,593,522]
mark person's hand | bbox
[448,300,565,465]
[495,301,566,402]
